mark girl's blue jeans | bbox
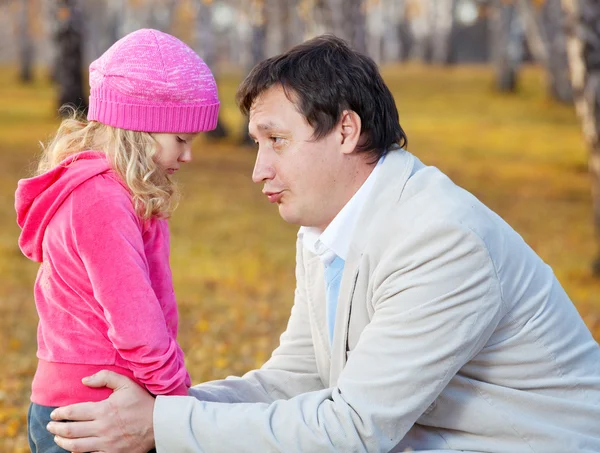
[27,402,157,453]
[27,403,69,453]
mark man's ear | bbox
[339,110,362,154]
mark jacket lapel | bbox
[329,149,417,385]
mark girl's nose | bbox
[179,148,192,163]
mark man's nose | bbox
[252,149,275,183]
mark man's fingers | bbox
[50,401,100,422]
[82,370,135,391]
[47,420,98,439]
[53,434,104,453]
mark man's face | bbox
[249,86,347,230]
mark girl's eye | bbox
[271,137,284,144]
[176,137,187,144]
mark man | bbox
[49,35,600,453]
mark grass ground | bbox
[0,63,598,451]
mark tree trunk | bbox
[83,0,123,64]
[265,0,284,57]
[544,0,573,103]
[195,0,228,139]
[409,0,432,62]
[346,0,367,53]
[240,0,268,146]
[299,0,327,40]
[326,0,346,41]
[490,0,524,92]
[381,0,406,63]
[283,0,304,50]
[430,0,456,65]
[517,0,549,65]
[562,0,600,275]
[145,0,177,32]
[19,0,34,83]
[54,0,87,114]
[366,0,384,64]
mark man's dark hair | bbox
[236,34,408,160]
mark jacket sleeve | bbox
[71,177,190,396]
[153,221,505,452]
[187,236,325,404]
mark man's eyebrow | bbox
[249,122,284,140]
[257,122,279,132]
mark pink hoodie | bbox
[15,151,190,406]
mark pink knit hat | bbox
[87,29,220,133]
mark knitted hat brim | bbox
[88,97,220,133]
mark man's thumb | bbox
[82,370,130,390]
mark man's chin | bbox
[277,205,302,225]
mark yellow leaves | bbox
[254,350,269,369]
[9,338,21,351]
[214,356,229,369]
[4,418,20,438]
[195,319,210,333]
[0,409,27,446]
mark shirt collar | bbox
[300,155,384,264]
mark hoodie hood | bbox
[16,151,112,262]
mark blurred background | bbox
[1,0,599,450]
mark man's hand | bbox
[46,370,156,453]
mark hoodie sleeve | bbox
[69,175,189,396]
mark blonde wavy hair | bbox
[37,109,179,220]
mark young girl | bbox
[15,28,220,453]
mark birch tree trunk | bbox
[83,0,124,63]
[346,0,367,53]
[517,0,549,64]
[326,0,346,41]
[367,0,384,64]
[265,0,284,57]
[250,0,267,66]
[324,0,366,51]
[195,0,228,138]
[491,0,524,92]
[544,0,573,102]
[367,0,405,64]
[240,0,267,145]
[430,0,456,65]
[408,0,432,62]
[562,0,600,275]
[299,0,329,40]
[141,0,178,32]
[283,0,304,50]
[381,0,406,63]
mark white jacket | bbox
[155,149,600,452]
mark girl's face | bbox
[152,133,198,174]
